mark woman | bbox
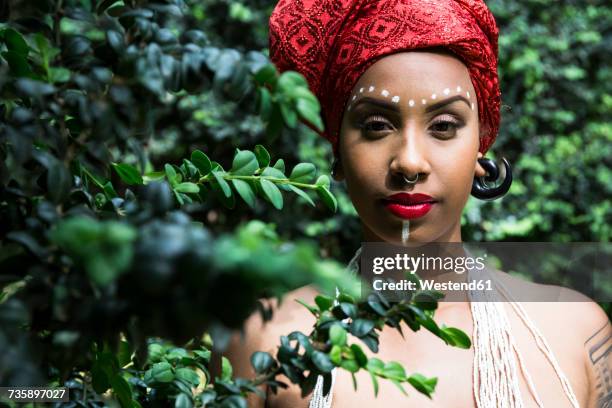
[225,0,610,407]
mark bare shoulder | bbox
[490,269,611,406]
[557,288,611,408]
[221,285,320,405]
[490,269,609,339]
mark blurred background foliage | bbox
[0,0,610,405]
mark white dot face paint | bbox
[348,84,470,114]
[401,220,410,244]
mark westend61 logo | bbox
[360,242,494,301]
[359,241,611,303]
[371,252,487,275]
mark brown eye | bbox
[432,121,455,132]
[358,115,393,135]
[431,115,463,138]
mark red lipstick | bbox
[382,193,436,220]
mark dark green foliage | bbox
[0,0,608,405]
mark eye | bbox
[430,115,463,138]
[357,115,393,135]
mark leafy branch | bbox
[110,145,338,212]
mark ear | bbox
[474,152,487,178]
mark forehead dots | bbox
[347,83,475,112]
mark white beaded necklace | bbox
[308,247,581,408]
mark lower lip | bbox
[383,201,435,219]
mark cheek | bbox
[343,147,380,194]
[435,142,478,200]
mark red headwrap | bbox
[269,0,501,156]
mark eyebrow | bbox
[351,95,471,113]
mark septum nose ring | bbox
[402,173,419,185]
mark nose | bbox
[388,125,431,182]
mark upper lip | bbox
[383,192,436,205]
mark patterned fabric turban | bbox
[268,0,501,156]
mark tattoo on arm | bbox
[585,320,612,408]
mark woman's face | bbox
[335,51,487,244]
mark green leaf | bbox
[174,182,200,194]
[350,344,368,367]
[329,324,347,347]
[254,144,271,167]
[49,67,71,83]
[391,379,408,395]
[165,164,178,186]
[311,351,334,373]
[407,373,437,398]
[295,299,318,316]
[91,361,110,393]
[112,163,143,185]
[254,64,277,84]
[2,50,33,77]
[296,98,324,132]
[257,87,272,120]
[369,371,380,396]
[175,368,200,386]
[230,149,259,176]
[143,171,165,183]
[329,345,342,365]
[288,184,315,207]
[314,295,333,311]
[232,179,256,209]
[150,362,174,383]
[338,302,357,319]
[212,171,232,198]
[315,175,330,188]
[266,104,284,138]
[174,393,193,408]
[261,166,286,179]
[279,102,298,129]
[409,305,440,335]
[272,159,285,173]
[251,351,274,374]
[117,340,131,367]
[221,356,233,381]
[277,71,307,91]
[148,343,165,363]
[316,186,337,212]
[259,178,283,209]
[191,150,212,175]
[366,358,384,375]
[110,375,132,408]
[4,28,29,56]
[440,326,472,349]
[289,86,320,106]
[383,361,406,381]
[340,358,359,373]
[289,163,316,183]
[350,319,374,337]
